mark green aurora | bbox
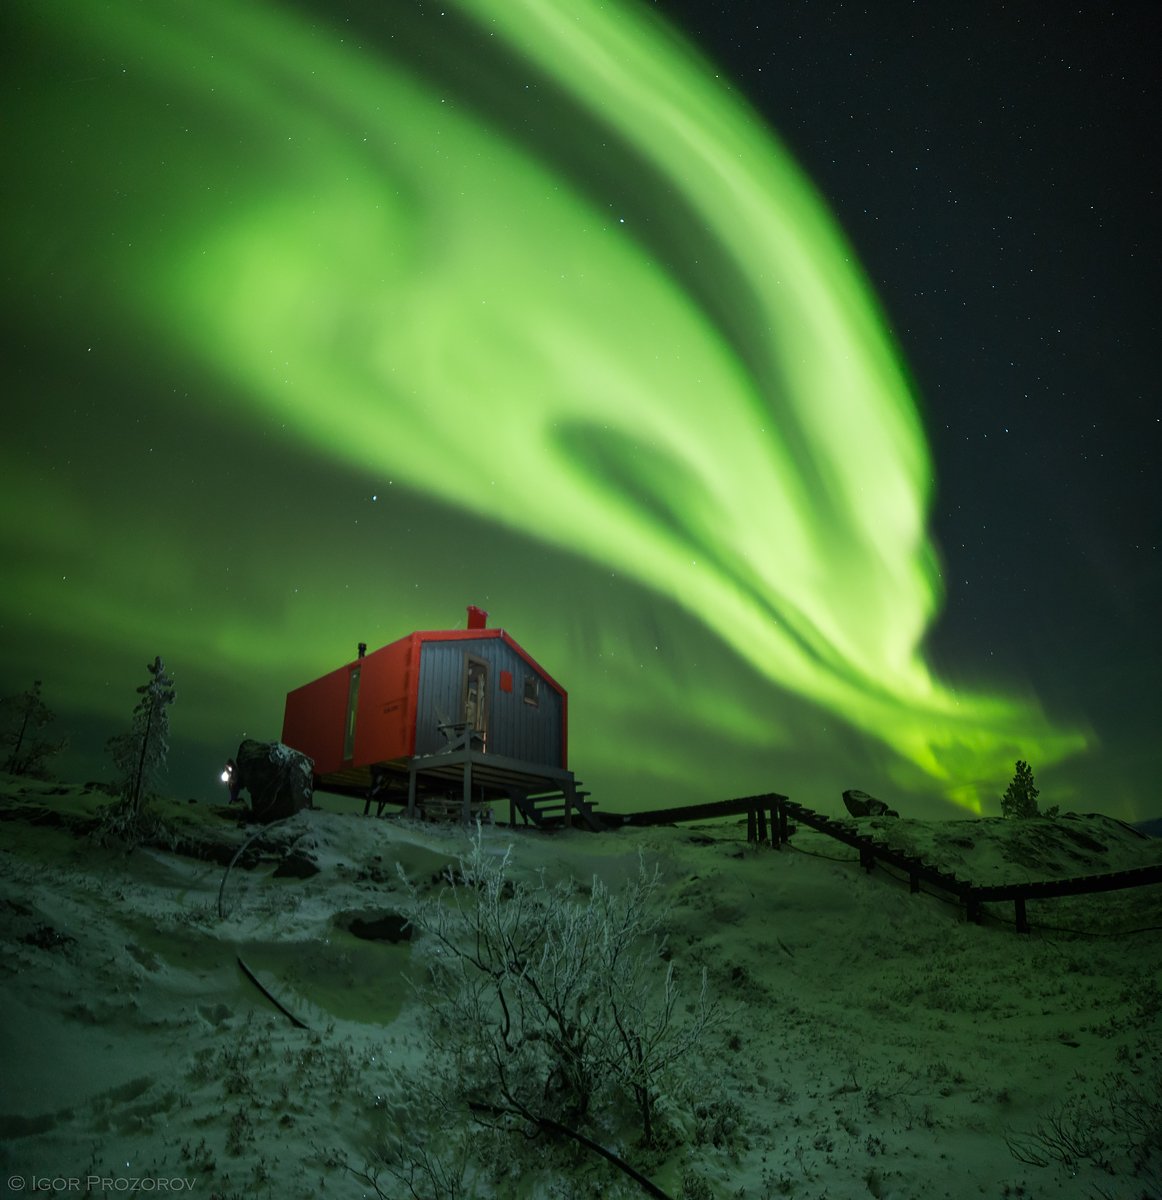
[2,0,1090,813]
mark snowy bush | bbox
[393,829,716,1193]
[1005,1038,1161,1193]
[692,1089,746,1152]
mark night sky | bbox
[2,0,1157,820]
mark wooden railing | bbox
[606,792,785,841]
[772,798,1162,932]
[963,866,1162,932]
[590,792,1160,932]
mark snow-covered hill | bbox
[1,777,1159,1199]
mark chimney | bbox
[357,642,367,659]
[466,605,488,630]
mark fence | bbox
[608,792,785,841]
[771,797,1162,932]
[607,792,1162,933]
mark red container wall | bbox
[282,664,351,775]
[352,635,418,765]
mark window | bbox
[523,674,539,707]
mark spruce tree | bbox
[107,656,175,818]
[1000,759,1040,819]
[1,680,66,777]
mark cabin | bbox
[282,606,598,827]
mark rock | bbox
[343,912,412,943]
[273,850,320,878]
[229,739,314,823]
[842,789,899,819]
[20,924,74,950]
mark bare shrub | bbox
[1005,1040,1161,1194]
[395,829,716,1195]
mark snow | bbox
[1,775,1159,1199]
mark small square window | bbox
[523,675,539,706]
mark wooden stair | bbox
[511,783,603,832]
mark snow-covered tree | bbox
[1,680,66,777]
[385,830,715,1196]
[107,656,175,818]
[1000,759,1040,819]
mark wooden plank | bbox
[617,793,787,828]
[970,862,1162,902]
[237,956,310,1029]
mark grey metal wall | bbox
[414,638,564,766]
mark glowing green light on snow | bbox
[11,0,1085,805]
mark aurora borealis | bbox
[2,1,1156,817]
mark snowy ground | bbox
[1,776,1159,1200]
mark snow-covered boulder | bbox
[229,739,313,822]
[842,788,899,819]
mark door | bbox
[464,656,488,749]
